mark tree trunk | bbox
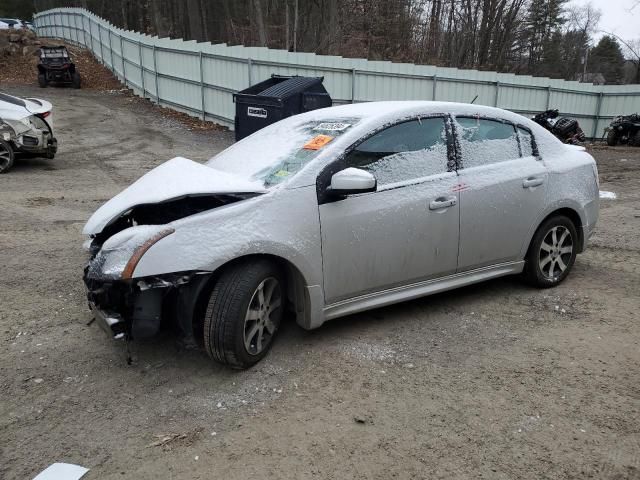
[253,0,268,46]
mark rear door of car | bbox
[454,117,548,271]
[317,115,461,304]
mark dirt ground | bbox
[1,85,639,480]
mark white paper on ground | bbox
[599,191,617,199]
[33,463,89,480]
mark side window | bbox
[518,127,535,157]
[345,117,449,186]
[456,117,520,168]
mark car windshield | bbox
[207,117,360,187]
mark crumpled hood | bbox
[83,156,266,235]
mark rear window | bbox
[455,117,520,168]
[0,92,26,107]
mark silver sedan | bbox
[83,101,599,368]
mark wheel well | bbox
[531,208,584,254]
[193,254,310,336]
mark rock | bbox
[23,45,39,57]
[9,34,21,43]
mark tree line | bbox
[7,0,637,83]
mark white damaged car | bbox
[0,91,57,173]
[83,101,599,369]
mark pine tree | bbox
[525,0,568,74]
[589,36,625,84]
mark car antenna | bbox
[470,95,478,104]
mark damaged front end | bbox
[84,270,212,344]
[83,189,259,345]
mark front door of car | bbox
[454,117,548,271]
[317,117,460,304]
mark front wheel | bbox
[524,215,578,288]
[630,130,640,147]
[38,73,47,88]
[203,260,285,369]
[0,140,15,174]
[606,129,618,146]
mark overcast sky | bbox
[569,0,639,43]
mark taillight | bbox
[39,111,51,119]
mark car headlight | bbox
[87,225,174,280]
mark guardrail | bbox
[34,8,640,137]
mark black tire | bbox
[72,72,81,89]
[0,140,15,174]
[38,73,47,88]
[630,130,640,147]
[203,259,285,369]
[524,215,578,288]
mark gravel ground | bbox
[1,86,639,480]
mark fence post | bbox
[98,24,105,64]
[494,81,500,107]
[247,58,253,87]
[351,68,357,103]
[199,51,206,121]
[152,44,160,105]
[120,35,126,87]
[545,86,552,110]
[432,74,438,101]
[138,41,146,97]
[108,29,114,74]
[592,92,604,139]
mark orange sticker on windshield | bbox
[303,134,334,150]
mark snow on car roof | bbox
[280,101,564,158]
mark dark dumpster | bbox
[233,75,332,141]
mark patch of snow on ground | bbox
[599,191,617,200]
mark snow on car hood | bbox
[83,156,266,235]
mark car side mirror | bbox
[328,168,377,196]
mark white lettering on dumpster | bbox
[247,107,268,118]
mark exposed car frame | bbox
[83,101,599,368]
[0,91,57,173]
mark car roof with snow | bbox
[266,101,562,158]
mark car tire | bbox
[72,72,81,89]
[38,73,47,88]
[606,129,617,146]
[524,215,578,288]
[203,259,285,369]
[0,140,15,174]
[630,130,640,147]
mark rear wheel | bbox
[524,215,578,288]
[203,260,285,369]
[38,73,47,88]
[630,130,640,147]
[0,140,15,174]
[72,72,81,89]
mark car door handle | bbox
[429,196,457,210]
[523,177,545,188]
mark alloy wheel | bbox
[0,142,12,171]
[243,277,282,355]
[538,226,573,281]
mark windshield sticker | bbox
[274,169,290,177]
[303,134,334,150]
[314,122,351,132]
